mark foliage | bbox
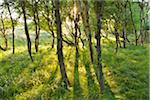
[0,0,149,99]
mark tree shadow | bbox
[102,80,116,100]
[33,66,69,100]
[73,65,83,100]
[84,62,99,100]
[0,51,32,99]
[80,49,116,99]
[102,45,149,99]
[48,81,69,100]
[0,48,53,99]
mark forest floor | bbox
[0,35,149,100]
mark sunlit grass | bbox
[0,37,149,99]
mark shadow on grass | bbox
[81,48,116,99]
[84,62,99,100]
[48,81,69,100]
[102,45,149,99]
[0,51,32,99]
[0,48,54,99]
[34,67,69,100]
[73,64,83,100]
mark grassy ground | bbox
[0,36,149,100]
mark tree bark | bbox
[122,28,126,48]
[74,0,80,73]
[6,2,15,54]
[43,0,55,49]
[51,0,55,48]
[115,28,121,53]
[0,13,7,51]
[122,2,127,48]
[53,0,70,88]
[95,0,104,93]
[139,1,145,44]
[128,1,138,45]
[32,0,40,52]
[21,0,33,61]
[79,0,94,63]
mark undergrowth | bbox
[0,38,149,100]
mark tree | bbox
[74,0,80,69]
[139,0,147,44]
[31,0,40,52]
[122,1,128,48]
[5,0,15,53]
[0,12,7,51]
[79,0,94,63]
[128,0,138,45]
[94,0,105,93]
[20,0,33,61]
[53,0,70,88]
[42,0,55,48]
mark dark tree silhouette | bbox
[95,0,105,93]
[53,0,70,88]
[5,1,15,53]
[20,0,33,61]
[0,12,7,51]
[32,0,40,52]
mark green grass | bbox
[0,37,149,100]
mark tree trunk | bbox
[79,0,94,63]
[35,2,40,53]
[114,28,121,53]
[139,1,145,44]
[44,0,55,48]
[21,0,33,61]
[122,28,126,48]
[74,16,79,76]
[51,0,55,48]
[128,1,138,46]
[122,1,128,48]
[0,14,7,51]
[95,0,104,93]
[6,2,15,54]
[74,0,80,73]
[53,0,70,88]
[32,0,40,52]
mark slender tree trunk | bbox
[122,2,128,48]
[78,25,85,48]
[51,29,55,48]
[79,0,94,63]
[32,0,40,52]
[111,14,121,50]
[144,3,149,43]
[35,3,40,52]
[114,28,121,53]
[6,2,15,54]
[53,0,70,88]
[21,0,33,61]
[51,0,55,48]
[84,1,94,63]
[47,20,55,49]
[32,2,38,52]
[0,14,7,51]
[44,0,55,48]
[122,28,126,48]
[95,0,104,93]
[74,15,79,72]
[74,0,79,72]
[139,1,144,44]
[128,1,138,45]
